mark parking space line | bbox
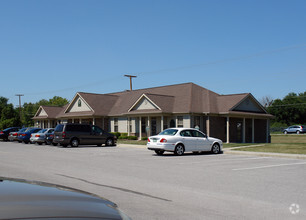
[233,162,306,171]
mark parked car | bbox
[53,123,117,147]
[8,128,25,142]
[147,128,223,156]
[45,131,57,146]
[17,128,42,144]
[0,127,20,141]
[30,128,54,145]
[0,177,131,220]
[283,125,306,134]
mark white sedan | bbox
[147,128,223,156]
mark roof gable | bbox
[34,106,47,117]
[231,94,267,113]
[65,93,93,113]
[129,94,161,112]
[33,106,64,119]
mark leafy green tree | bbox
[0,97,21,129]
[268,92,306,125]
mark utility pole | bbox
[124,75,137,91]
[15,94,24,123]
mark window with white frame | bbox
[114,118,118,132]
[129,118,132,133]
[177,116,183,128]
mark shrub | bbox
[110,132,121,138]
[127,136,138,140]
[118,136,128,139]
[141,137,148,141]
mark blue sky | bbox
[1,0,306,107]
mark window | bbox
[163,117,168,130]
[180,130,192,137]
[191,130,206,138]
[177,116,183,128]
[78,99,82,107]
[129,118,132,133]
[159,129,178,136]
[194,116,200,129]
[114,118,118,132]
[92,126,103,133]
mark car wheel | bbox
[297,131,300,134]
[52,143,58,146]
[61,144,68,148]
[154,150,165,155]
[24,141,29,144]
[38,142,42,145]
[211,143,220,154]
[284,131,288,134]
[70,138,79,147]
[105,138,114,146]
[174,144,184,156]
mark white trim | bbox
[64,93,95,114]
[34,106,49,117]
[230,94,268,114]
[128,94,161,112]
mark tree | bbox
[259,95,274,108]
[0,97,20,129]
[267,92,306,125]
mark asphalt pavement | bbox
[0,141,305,220]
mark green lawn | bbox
[233,143,306,154]
[233,134,306,154]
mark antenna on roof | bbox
[124,75,137,91]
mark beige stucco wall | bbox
[69,97,91,112]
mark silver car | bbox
[283,125,306,134]
[30,128,54,145]
[147,128,223,156]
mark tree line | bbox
[0,96,69,130]
[267,92,306,127]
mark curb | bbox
[224,150,306,160]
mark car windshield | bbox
[38,129,47,133]
[159,129,178,136]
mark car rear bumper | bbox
[53,138,70,145]
[147,143,175,152]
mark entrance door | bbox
[236,122,243,143]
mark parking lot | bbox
[0,141,305,220]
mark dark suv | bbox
[53,123,116,147]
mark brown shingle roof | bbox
[32,106,64,119]
[40,82,272,119]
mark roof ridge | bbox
[106,82,195,95]
[144,93,175,98]
[219,93,250,97]
[78,92,118,97]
